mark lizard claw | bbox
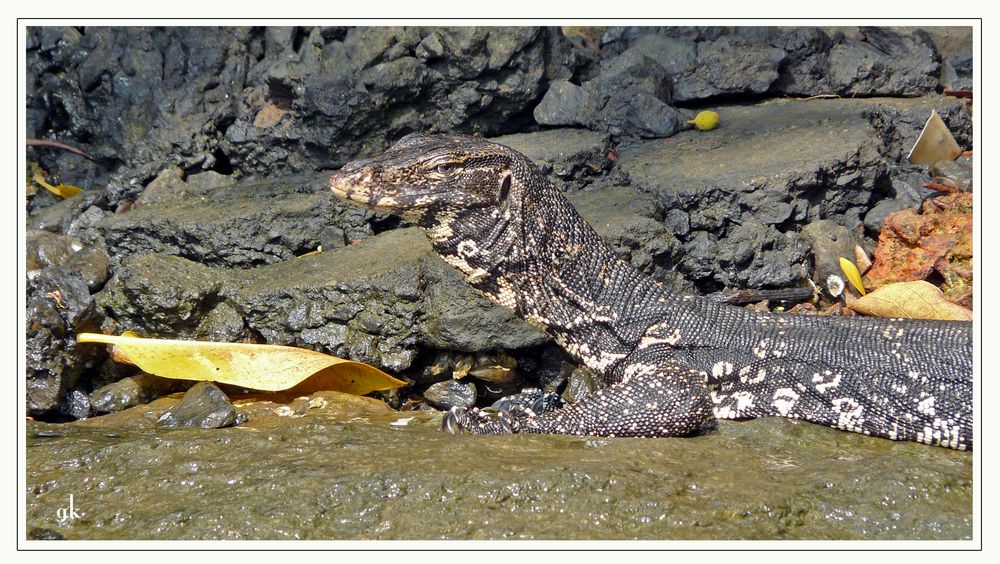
[441,406,468,434]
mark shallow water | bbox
[25,392,972,540]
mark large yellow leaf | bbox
[847,280,972,321]
[77,333,407,395]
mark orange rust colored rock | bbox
[865,192,972,306]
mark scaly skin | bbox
[329,133,973,450]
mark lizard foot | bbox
[442,406,523,435]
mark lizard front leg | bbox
[443,363,715,438]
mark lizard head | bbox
[329,133,523,226]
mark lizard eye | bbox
[434,162,457,174]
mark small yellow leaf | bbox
[848,280,972,321]
[33,172,83,198]
[839,257,867,296]
[77,333,407,395]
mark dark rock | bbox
[863,96,971,161]
[27,26,577,209]
[727,221,809,289]
[423,380,477,410]
[26,230,84,271]
[600,26,727,56]
[627,34,697,77]
[63,247,111,292]
[673,35,786,102]
[533,80,599,128]
[94,254,230,339]
[157,381,243,429]
[26,267,103,416]
[863,199,908,236]
[779,27,940,98]
[27,190,107,235]
[97,228,549,375]
[90,373,191,413]
[28,230,113,292]
[534,48,680,138]
[59,387,92,420]
[523,344,574,393]
[100,174,372,269]
[939,55,973,91]
[616,97,889,292]
[489,129,613,183]
[569,185,680,283]
[889,164,939,209]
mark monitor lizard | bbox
[329,133,973,450]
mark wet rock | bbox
[28,403,971,540]
[157,381,245,429]
[59,387,92,420]
[90,373,191,413]
[423,380,477,410]
[94,254,226,338]
[62,247,111,292]
[26,267,103,416]
[24,230,106,417]
[98,228,549,374]
[27,225,112,293]
[100,174,373,268]
[489,129,613,183]
[27,190,107,235]
[26,230,84,271]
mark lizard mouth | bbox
[329,171,377,207]
[330,170,433,213]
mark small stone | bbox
[157,381,242,429]
[562,366,598,404]
[423,380,477,410]
[90,372,189,413]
